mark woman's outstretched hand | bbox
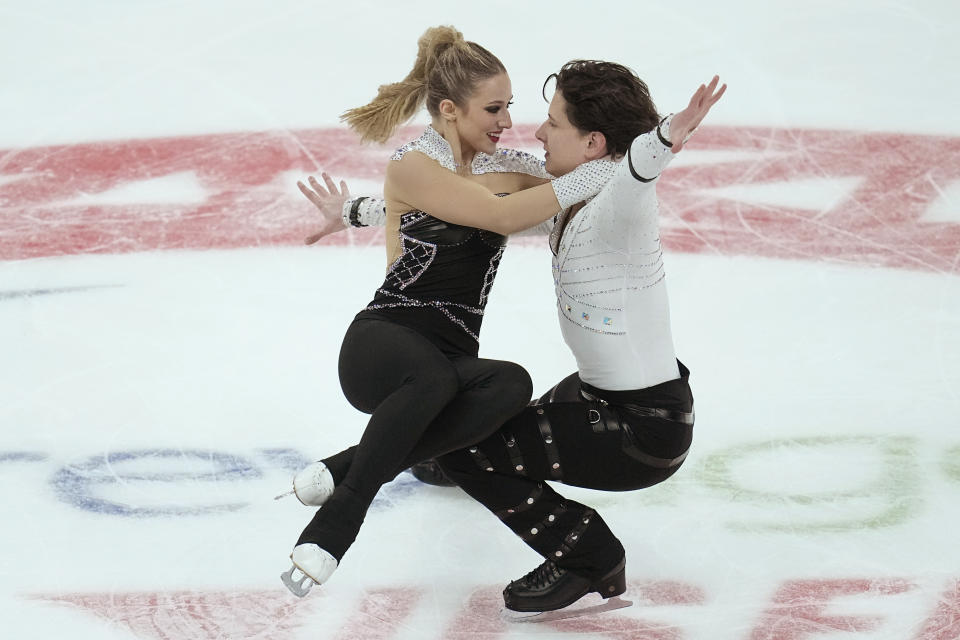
[669,75,726,153]
[298,172,351,245]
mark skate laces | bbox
[520,561,564,590]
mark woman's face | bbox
[453,72,514,157]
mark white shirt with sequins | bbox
[553,118,681,391]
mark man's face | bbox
[534,90,593,177]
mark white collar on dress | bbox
[390,125,459,172]
[391,125,550,179]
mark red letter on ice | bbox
[750,578,914,640]
[914,579,960,640]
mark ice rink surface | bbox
[2,1,959,638]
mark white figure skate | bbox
[274,461,335,506]
[280,544,338,597]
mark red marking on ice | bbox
[542,580,707,639]
[631,579,707,606]
[658,127,960,273]
[914,579,960,640]
[333,587,423,640]
[25,577,956,639]
[0,128,394,260]
[749,578,915,640]
[1,125,959,273]
[546,615,682,639]
[440,579,705,639]
[441,587,508,639]
[29,590,315,640]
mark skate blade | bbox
[501,595,633,623]
[280,564,316,597]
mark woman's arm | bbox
[385,153,614,235]
[297,173,553,242]
[511,217,555,237]
[340,191,556,237]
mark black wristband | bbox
[656,116,673,148]
[349,197,369,227]
[626,146,656,183]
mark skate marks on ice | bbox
[440,581,707,640]
[23,577,960,639]
[25,587,426,640]
[0,284,123,301]
[25,591,312,640]
[21,580,702,640]
[2,126,958,274]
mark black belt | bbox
[581,388,692,469]
[580,389,695,426]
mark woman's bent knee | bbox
[498,361,533,411]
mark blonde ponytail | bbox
[341,26,505,144]
[341,26,461,143]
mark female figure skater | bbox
[282,26,615,597]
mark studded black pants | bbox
[436,366,693,579]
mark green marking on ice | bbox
[943,444,960,482]
[695,436,920,533]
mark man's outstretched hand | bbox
[670,75,726,153]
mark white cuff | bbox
[657,114,695,148]
[551,159,618,209]
[342,197,387,228]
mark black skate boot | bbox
[408,459,455,487]
[502,555,627,615]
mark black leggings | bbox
[296,315,533,561]
[436,369,693,579]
